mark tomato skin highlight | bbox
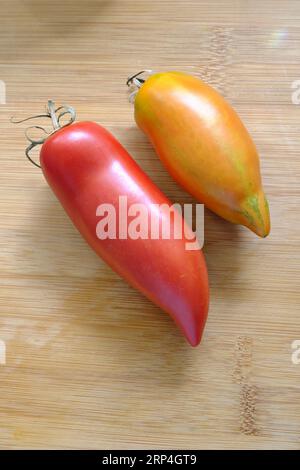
[40,121,209,346]
[134,72,270,237]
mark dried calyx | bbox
[126,70,153,103]
[11,100,76,168]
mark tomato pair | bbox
[17,71,270,346]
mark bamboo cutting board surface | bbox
[0,0,300,450]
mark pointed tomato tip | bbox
[189,338,200,347]
[251,223,270,238]
[250,213,271,238]
[241,192,271,238]
[185,325,205,347]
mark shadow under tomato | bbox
[21,185,195,386]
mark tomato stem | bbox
[48,100,60,130]
[11,100,76,168]
[126,71,147,87]
[126,70,153,103]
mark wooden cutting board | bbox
[0,0,299,450]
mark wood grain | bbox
[0,0,300,449]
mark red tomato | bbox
[40,121,209,346]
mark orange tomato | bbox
[132,71,270,237]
